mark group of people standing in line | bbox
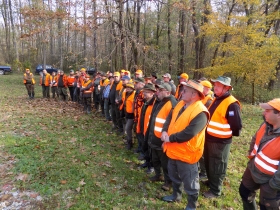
[23,67,280,210]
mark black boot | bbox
[185,193,198,209]
[126,139,132,150]
[162,183,182,203]
[87,106,91,114]
[242,199,257,210]
[28,93,31,99]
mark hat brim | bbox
[260,103,274,110]
[181,82,205,99]
[210,79,232,88]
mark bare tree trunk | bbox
[1,0,11,63]
[8,0,18,64]
[83,0,87,59]
[178,1,186,73]
[93,0,97,69]
[167,0,172,73]
[118,0,127,69]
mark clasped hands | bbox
[161,131,170,142]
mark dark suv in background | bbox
[35,64,57,76]
[0,66,12,75]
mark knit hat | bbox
[181,80,205,99]
[260,98,280,112]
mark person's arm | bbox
[227,102,242,136]
[162,110,173,132]
[169,112,208,143]
[269,166,280,191]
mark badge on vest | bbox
[229,111,234,116]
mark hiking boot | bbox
[203,190,219,199]
[161,181,172,191]
[149,175,164,182]
[199,173,207,180]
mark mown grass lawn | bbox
[0,73,267,209]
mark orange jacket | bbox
[134,90,144,123]
[119,90,135,113]
[248,123,280,175]
[174,84,182,100]
[67,76,75,87]
[202,94,213,108]
[153,101,173,138]
[206,96,240,138]
[23,73,35,84]
[163,100,209,164]
[40,73,51,86]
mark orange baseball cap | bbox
[114,72,120,77]
[135,69,143,74]
[200,80,212,88]
[260,98,280,112]
[120,69,126,73]
[180,73,189,80]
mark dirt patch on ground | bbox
[0,149,44,210]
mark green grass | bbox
[0,73,275,209]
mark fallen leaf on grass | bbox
[79,179,86,186]
[0,194,12,201]
[60,180,67,184]
[76,187,80,192]
[16,173,29,182]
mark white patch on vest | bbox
[229,111,234,116]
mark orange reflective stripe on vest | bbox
[154,101,173,138]
[206,95,240,138]
[163,100,209,164]
[248,123,280,175]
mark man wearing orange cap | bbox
[135,69,143,79]
[203,76,242,198]
[200,80,213,108]
[239,98,280,210]
[23,68,35,99]
[161,80,209,209]
[175,73,189,100]
[81,75,93,114]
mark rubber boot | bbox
[162,183,182,203]
[185,193,198,210]
[242,199,257,210]
[87,106,91,114]
[126,139,132,150]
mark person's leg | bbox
[111,103,117,128]
[150,149,163,180]
[115,105,123,132]
[30,85,35,98]
[162,159,183,202]
[42,85,46,98]
[25,84,31,98]
[125,118,134,149]
[46,86,50,98]
[205,142,231,196]
[239,167,259,210]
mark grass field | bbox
[0,73,269,209]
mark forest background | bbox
[0,0,280,103]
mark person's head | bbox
[135,69,143,78]
[179,73,189,83]
[134,77,145,90]
[101,72,107,80]
[69,69,74,75]
[109,76,114,83]
[151,72,157,83]
[162,73,171,82]
[52,71,56,76]
[156,83,171,101]
[57,70,61,75]
[125,82,135,94]
[180,80,204,104]
[108,72,113,77]
[85,74,90,81]
[200,80,212,95]
[260,98,280,129]
[43,69,47,74]
[113,72,120,82]
[121,75,131,85]
[211,76,232,97]
[60,70,64,75]
[120,69,126,78]
[144,76,152,84]
[142,83,156,101]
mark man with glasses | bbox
[161,80,209,209]
[203,76,242,198]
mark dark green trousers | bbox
[204,141,231,196]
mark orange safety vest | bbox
[67,76,75,87]
[116,80,123,91]
[163,100,209,164]
[120,90,135,113]
[40,73,51,86]
[202,94,213,106]
[134,90,144,123]
[137,98,156,135]
[154,101,173,138]
[23,73,35,84]
[174,84,182,100]
[50,75,57,86]
[206,95,240,138]
[248,123,280,175]
[83,80,93,93]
